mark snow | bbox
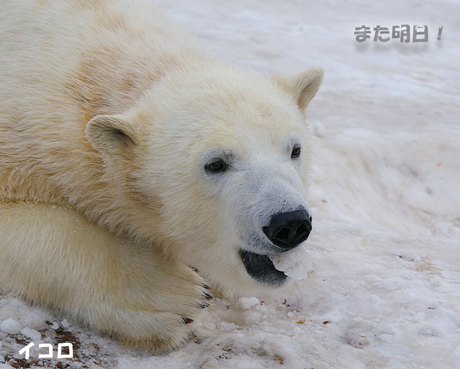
[0,319,22,335]
[20,327,41,343]
[269,246,312,280]
[235,297,261,310]
[1,0,459,368]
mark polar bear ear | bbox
[272,67,324,111]
[86,115,138,159]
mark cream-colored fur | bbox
[0,202,207,350]
[0,0,323,352]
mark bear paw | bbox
[89,264,213,353]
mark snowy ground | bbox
[1,0,459,368]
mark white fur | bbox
[0,0,323,352]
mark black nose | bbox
[263,208,312,250]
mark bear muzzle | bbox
[262,208,312,251]
[239,208,312,286]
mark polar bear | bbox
[0,0,323,352]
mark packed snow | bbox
[1,0,459,368]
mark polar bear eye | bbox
[205,159,228,174]
[291,146,301,159]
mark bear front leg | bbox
[0,202,212,353]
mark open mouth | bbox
[239,250,288,286]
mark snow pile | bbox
[1,0,459,368]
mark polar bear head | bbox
[86,65,323,295]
